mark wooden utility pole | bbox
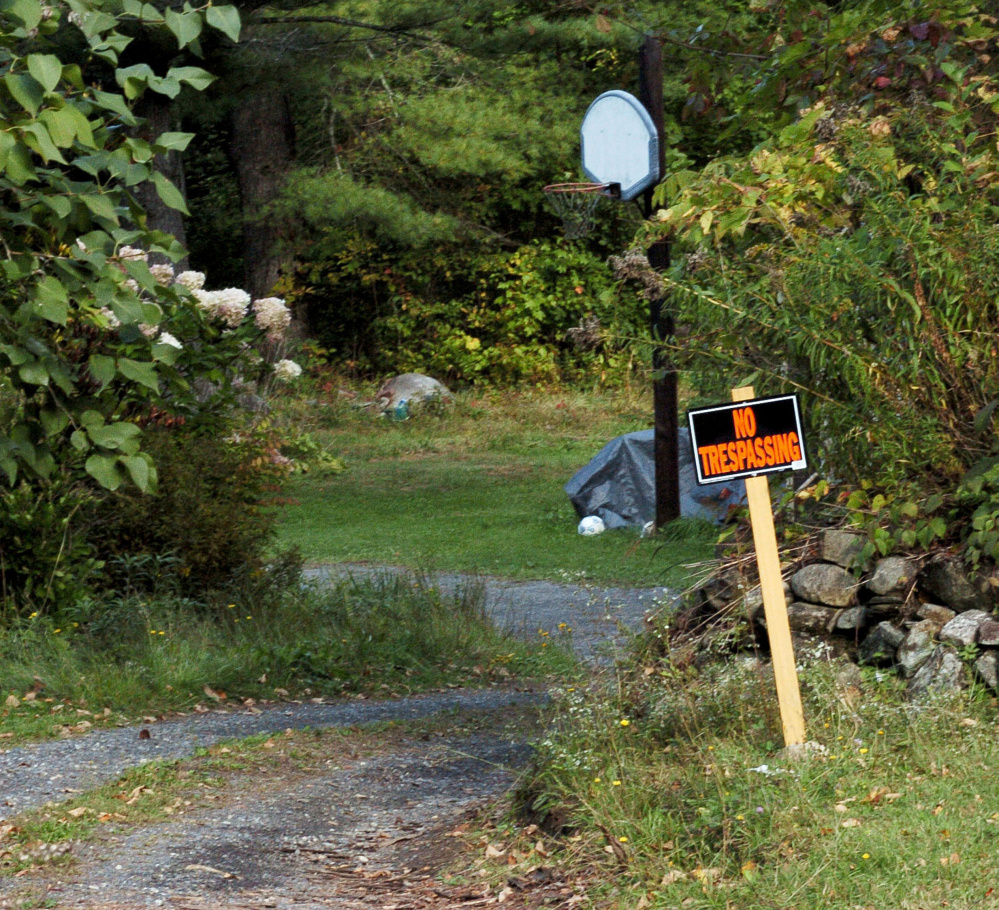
[638,35,680,526]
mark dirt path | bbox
[0,571,666,908]
[10,705,562,910]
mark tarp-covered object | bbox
[565,429,747,528]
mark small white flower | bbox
[117,245,147,262]
[139,323,159,338]
[124,278,140,294]
[157,332,182,349]
[99,306,120,328]
[175,270,206,291]
[273,359,302,382]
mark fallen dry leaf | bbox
[841,818,861,828]
[184,863,237,879]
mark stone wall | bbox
[689,529,999,701]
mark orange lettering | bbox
[733,407,758,439]
[788,432,801,462]
[698,446,714,475]
[775,433,790,463]
[764,436,775,466]
[753,437,765,467]
[735,440,748,471]
[707,446,721,475]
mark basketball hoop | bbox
[543,182,617,240]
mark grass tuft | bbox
[513,647,999,909]
[0,571,571,742]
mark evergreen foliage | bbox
[180,0,765,381]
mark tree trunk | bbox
[131,93,189,268]
[230,86,295,300]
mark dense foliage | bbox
[0,0,310,614]
[179,0,763,382]
[648,0,999,494]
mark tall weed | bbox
[0,570,568,738]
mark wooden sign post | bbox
[687,386,807,747]
[732,386,806,747]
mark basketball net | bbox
[543,182,613,240]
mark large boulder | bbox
[907,646,967,701]
[790,564,858,607]
[373,373,452,412]
[865,557,914,599]
[897,620,943,678]
[939,610,992,648]
[821,530,866,569]
[920,557,995,612]
[858,622,905,666]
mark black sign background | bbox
[687,395,807,485]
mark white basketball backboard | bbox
[580,91,660,202]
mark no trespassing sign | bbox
[687,395,807,486]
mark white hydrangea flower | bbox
[188,287,249,327]
[175,270,206,291]
[99,306,120,328]
[191,288,213,311]
[117,245,147,262]
[253,297,292,342]
[212,288,250,328]
[273,359,303,382]
[158,332,182,349]
[138,323,159,338]
[150,263,174,286]
[124,278,140,294]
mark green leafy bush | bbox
[651,2,999,492]
[0,479,101,615]
[86,424,287,600]
[291,240,645,384]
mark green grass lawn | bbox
[274,384,717,588]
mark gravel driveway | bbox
[0,568,674,908]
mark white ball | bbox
[577,515,606,536]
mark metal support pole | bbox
[639,35,680,526]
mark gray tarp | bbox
[565,428,747,528]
